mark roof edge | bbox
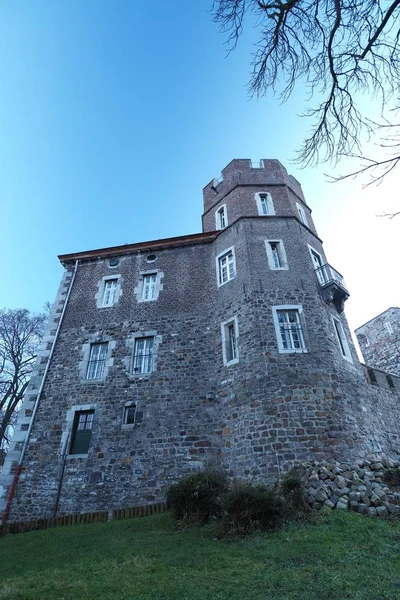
[58,231,218,264]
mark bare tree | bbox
[0,309,46,451]
[212,0,400,182]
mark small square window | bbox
[256,192,275,216]
[221,318,239,365]
[123,404,137,425]
[265,240,288,270]
[70,410,94,455]
[132,337,154,374]
[86,343,108,379]
[142,274,157,301]
[333,318,352,362]
[102,279,118,306]
[216,205,227,230]
[272,306,307,353]
[217,249,236,286]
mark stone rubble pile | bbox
[302,459,400,517]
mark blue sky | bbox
[1,1,398,335]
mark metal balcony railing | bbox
[314,263,349,312]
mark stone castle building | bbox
[356,307,400,378]
[1,159,400,523]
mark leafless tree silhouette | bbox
[213,1,400,182]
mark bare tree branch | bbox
[212,0,400,183]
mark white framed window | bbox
[272,306,307,353]
[384,321,393,335]
[296,202,308,226]
[256,192,275,216]
[132,337,154,374]
[332,318,353,363]
[123,403,137,426]
[216,205,227,230]
[86,343,108,379]
[221,317,239,365]
[96,274,122,308]
[216,248,236,286]
[102,279,118,306]
[142,274,157,301]
[307,245,328,285]
[265,240,288,270]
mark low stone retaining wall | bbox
[302,459,400,517]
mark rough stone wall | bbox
[3,160,400,523]
[355,307,400,376]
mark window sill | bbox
[277,349,308,354]
[218,278,235,288]
[224,358,239,367]
[66,454,89,459]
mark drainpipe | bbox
[1,259,79,525]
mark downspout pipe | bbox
[1,259,79,525]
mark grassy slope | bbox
[0,511,399,600]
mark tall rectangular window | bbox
[132,337,154,374]
[86,343,108,379]
[102,279,118,306]
[384,321,393,335]
[221,317,239,365]
[256,192,275,216]
[216,205,227,230]
[272,306,306,353]
[70,410,94,455]
[296,202,308,226]
[142,274,157,301]
[265,240,288,270]
[333,318,352,362]
[217,249,236,285]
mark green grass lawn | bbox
[0,511,399,600]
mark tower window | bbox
[332,318,353,362]
[265,240,288,270]
[386,375,395,389]
[384,321,393,335]
[296,202,308,226]
[272,306,307,353]
[216,205,227,230]
[256,192,275,216]
[221,317,239,365]
[132,337,154,374]
[86,343,108,379]
[217,248,236,286]
[368,368,377,384]
[70,410,94,455]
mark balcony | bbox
[315,264,350,312]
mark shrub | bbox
[384,468,400,488]
[278,470,310,516]
[221,483,283,535]
[166,470,227,524]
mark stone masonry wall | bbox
[4,160,400,522]
[356,307,400,376]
